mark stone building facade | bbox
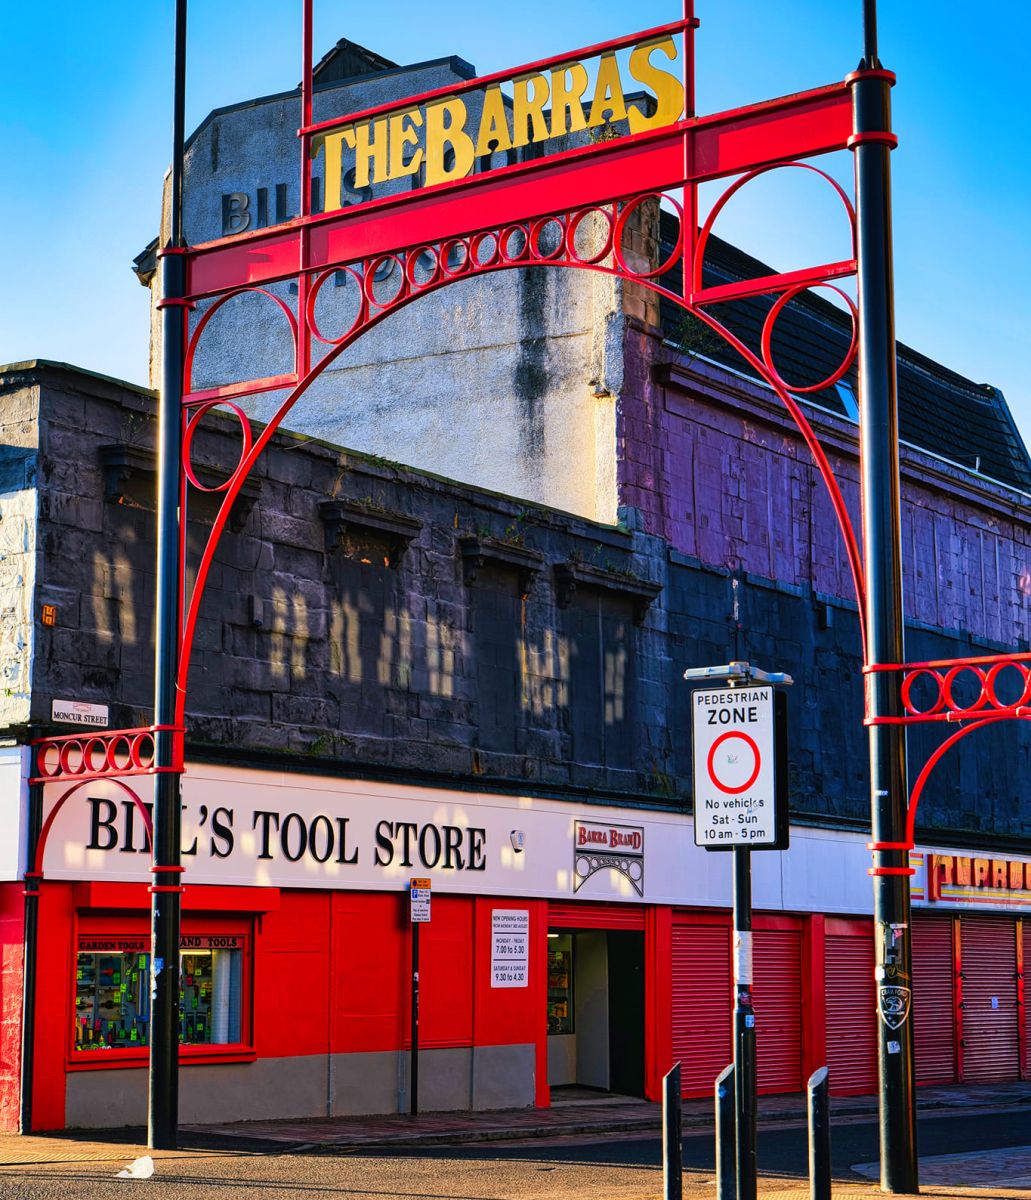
[0,324,1029,1129]
[1,31,1028,1136]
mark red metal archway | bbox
[22,0,1027,1183]
[33,4,1027,885]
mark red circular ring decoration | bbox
[470,230,501,269]
[565,206,615,266]
[499,224,530,263]
[37,745,60,778]
[405,245,441,291]
[528,216,566,261]
[185,286,299,396]
[306,265,365,345]
[83,737,107,774]
[364,253,407,309]
[441,238,471,277]
[182,399,254,494]
[900,667,946,717]
[984,661,1031,711]
[942,665,989,714]
[760,284,858,395]
[131,732,156,770]
[706,731,761,795]
[59,740,84,776]
[109,735,133,772]
[692,162,856,298]
[613,193,683,280]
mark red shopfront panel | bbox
[911,916,956,1086]
[671,920,731,1097]
[0,881,25,1132]
[959,915,1019,1083]
[254,891,331,1058]
[472,898,543,1050]
[329,891,407,1053]
[824,921,877,1096]
[753,926,803,1095]
[410,895,475,1048]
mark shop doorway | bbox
[546,928,644,1097]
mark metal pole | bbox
[149,0,188,1152]
[410,921,420,1116]
[807,1067,831,1200]
[851,1,918,1193]
[733,847,756,1200]
[663,1064,683,1200]
[18,776,43,1134]
[714,1063,736,1200]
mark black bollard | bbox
[715,1063,736,1200]
[807,1066,831,1200]
[663,1064,683,1200]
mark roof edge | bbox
[184,54,477,156]
[0,360,155,398]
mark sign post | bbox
[149,0,188,1152]
[688,662,791,1200]
[409,877,431,1116]
[852,3,919,1191]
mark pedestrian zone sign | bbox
[692,685,788,851]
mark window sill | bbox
[67,1043,256,1071]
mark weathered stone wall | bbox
[8,362,1029,844]
[0,367,39,728]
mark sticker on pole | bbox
[878,984,911,1030]
[692,685,788,850]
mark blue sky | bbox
[1,2,1028,450]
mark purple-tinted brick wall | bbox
[619,324,1031,651]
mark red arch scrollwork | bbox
[31,779,153,882]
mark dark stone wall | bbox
[13,362,1031,848]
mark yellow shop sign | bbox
[312,35,684,205]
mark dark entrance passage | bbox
[546,927,644,1098]
[607,930,645,1097]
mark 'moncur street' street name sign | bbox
[692,685,788,850]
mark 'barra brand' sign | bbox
[927,853,1031,901]
[311,35,684,202]
[573,819,644,896]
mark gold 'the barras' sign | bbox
[312,35,684,206]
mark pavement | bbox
[0,1080,1028,1197]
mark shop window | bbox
[74,935,244,1053]
[547,934,574,1034]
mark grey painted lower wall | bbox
[64,1043,536,1129]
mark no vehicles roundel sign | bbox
[692,684,788,851]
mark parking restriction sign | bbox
[692,684,788,850]
[410,878,431,922]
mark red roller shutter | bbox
[548,902,644,930]
[825,928,877,1096]
[911,916,956,1086]
[1023,920,1030,1080]
[960,915,1019,1083]
[754,928,802,1095]
[672,922,732,1097]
